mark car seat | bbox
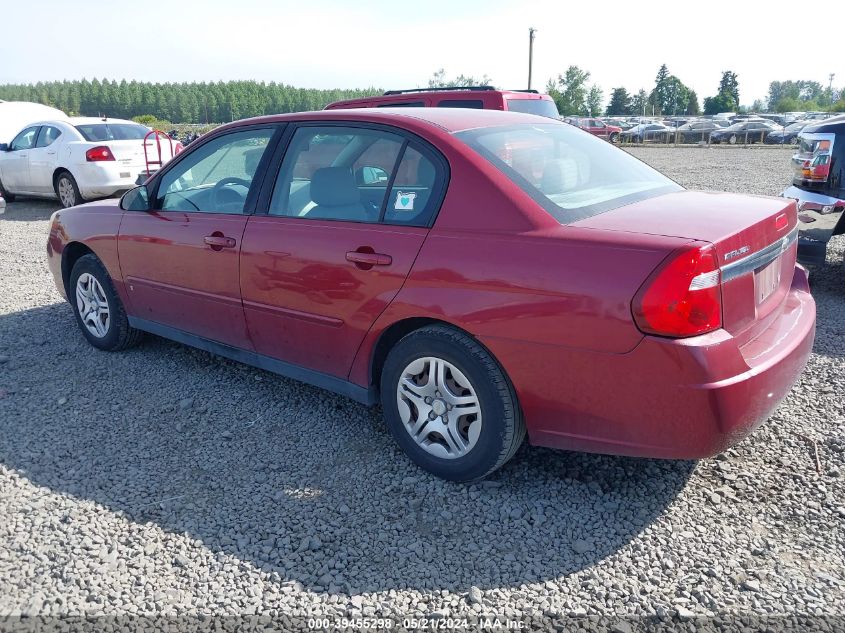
[305,166,376,222]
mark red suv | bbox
[565,117,623,143]
[325,86,560,119]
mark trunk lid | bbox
[571,190,798,339]
[97,138,177,169]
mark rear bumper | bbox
[74,163,145,199]
[781,185,845,266]
[487,265,816,459]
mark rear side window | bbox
[504,98,560,119]
[377,102,425,108]
[75,123,149,141]
[36,125,62,147]
[269,125,444,227]
[437,99,483,109]
[457,123,681,223]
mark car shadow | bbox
[1,301,695,595]
[0,198,61,221]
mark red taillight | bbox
[775,213,789,231]
[85,146,115,162]
[633,243,722,338]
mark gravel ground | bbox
[0,146,843,630]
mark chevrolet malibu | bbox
[46,108,816,482]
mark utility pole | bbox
[528,28,536,90]
[829,73,836,113]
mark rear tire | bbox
[0,176,15,202]
[70,254,143,351]
[380,325,525,482]
[609,132,619,144]
[55,171,84,208]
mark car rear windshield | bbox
[504,98,560,119]
[456,123,681,223]
[74,123,149,142]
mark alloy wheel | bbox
[75,273,110,338]
[58,176,76,207]
[396,356,482,459]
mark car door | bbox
[28,124,63,193]
[118,125,279,349]
[1,126,40,192]
[591,120,608,138]
[240,124,446,378]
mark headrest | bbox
[311,167,360,207]
[541,158,580,194]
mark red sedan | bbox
[46,108,815,482]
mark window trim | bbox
[145,123,285,215]
[254,121,450,229]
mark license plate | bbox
[755,259,781,304]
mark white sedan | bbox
[0,117,180,208]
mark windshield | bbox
[504,98,560,119]
[456,123,681,223]
[75,123,149,142]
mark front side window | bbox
[269,126,442,226]
[155,128,274,214]
[11,127,39,151]
[36,126,62,147]
[457,123,681,223]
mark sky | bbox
[2,0,843,107]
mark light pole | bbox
[528,28,536,90]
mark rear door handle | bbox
[346,251,392,266]
[204,234,237,250]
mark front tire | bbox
[0,176,15,202]
[55,171,84,208]
[728,134,737,145]
[70,254,142,351]
[380,325,525,482]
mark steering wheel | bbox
[211,177,252,210]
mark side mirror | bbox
[355,165,389,185]
[120,185,150,211]
[0,143,8,152]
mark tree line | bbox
[0,79,381,123]
[0,72,842,124]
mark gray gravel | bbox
[0,146,843,628]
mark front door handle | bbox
[346,250,392,267]
[204,233,237,250]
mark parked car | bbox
[765,120,809,145]
[0,117,180,207]
[781,115,845,267]
[564,117,622,142]
[710,120,779,144]
[0,101,68,147]
[325,86,560,119]
[620,122,675,143]
[675,120,728,143]
[46,108,814,482]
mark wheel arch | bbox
[61,241,96,299]
[52,166,72,188]
[368,316,519,407]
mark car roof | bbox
[68,117,139,125]
[226,108,558,134]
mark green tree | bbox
[606,87,632,115]
[630,89,648,116]
[650,64,672,115]
[703,92,737,115]
[546,66,591,116]
[427,69,493,88]
[718,71,740,106]
[585,85,603,116]
[686,90,700,115]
